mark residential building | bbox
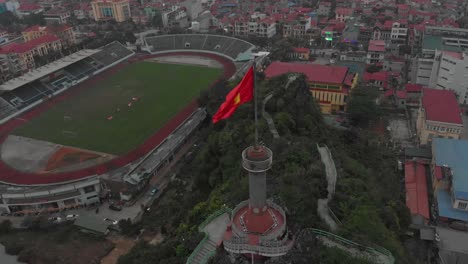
[288,47,309,60]
[161,6,189,28]
[416,88,463,145]
[22,25,75,47]
[317,1,331,16]
[91,0,131,23]
[233,13,276,38]
[38,0,62,11]
[390,20,408,54]
[281,14,311,39]
[264,62,358,113]
[44,7,71,24]
[335,8,353,22]
[432,138,468,224]
[16,3,43,17]
[367,40,385,64]
[363,71,401,90]
[372,21,392,43]
[73,3,93,20]
[0,35,62,72]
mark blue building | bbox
[432,138,468,223]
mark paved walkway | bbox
[201,213,230,243]
[188,213,230,264]
[262,94,280,139]
[317,144,338,231]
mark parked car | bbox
[104,218,118,225]
[109,204,122,211]
[150,187,159,196]
[66,214,79,220]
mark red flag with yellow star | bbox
[212,66,254,123]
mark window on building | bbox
[87,195,98,200]
[458,201,467,210]
[83,185,95,193]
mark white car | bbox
[66,214,79,220]
[104,218,118,225]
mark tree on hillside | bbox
[346,87,380,127]
[23,13,45,26]
[269,39,294,61]
[0,11,18,27]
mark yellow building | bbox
[91,0,131,23]
[0,34,62,72]
[264,61,358,113]
[22,25,76,47]
[416,88,463,145]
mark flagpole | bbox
[253,57,258,148]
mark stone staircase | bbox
[189,239,217,264]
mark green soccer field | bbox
[13,62,222,155]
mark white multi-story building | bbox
[413,26,468,90]
[317,1,331,16]
[430,51,468,103]
[234,13,276,38]
[161,5,189,28]
[282,14,311,39]
[390,20,408,54]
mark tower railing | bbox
[223,237,294,257]
[230,200,249,237]
[242,147,273,172]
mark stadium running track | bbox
[0,52,236,185]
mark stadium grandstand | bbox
[0,42,134,122]
[143,34,255,61]
[0,40,240,216]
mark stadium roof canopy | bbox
[0,49,100,91]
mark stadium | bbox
[0,35,255,215]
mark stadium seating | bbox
[90,41,133,66]
[0,97,17,120]
[0,42,133,119]
[145,34,255,60]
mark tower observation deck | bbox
[223,145,293,259]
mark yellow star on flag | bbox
[234,93,241,105]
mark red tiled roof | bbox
[335,7,353,15]
[384,89,394,97]
[396,90,407,99]
[264,61,348,85]
[405,161,430,220]
[292,47,309,53]
[405,83,422,92]
[368,40,385,52]
[422,88,462,124]
[18,3,42,11]
[344,73,354,86]
[0,34,59,54]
